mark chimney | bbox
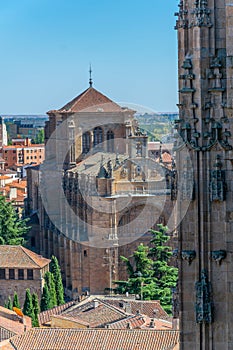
[93,300,99,309]
[149,318,155,329]
[124,302,131,314]
[126,322,132,329]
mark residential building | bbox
[2,139,44,169]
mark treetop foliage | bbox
[114,224,178,314]
[0,195,29,245]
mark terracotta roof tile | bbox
[5,328,179,350]
[103,298,170,320]
[0,306,31,341]
[0,246,50,269]
[38,301,75,326]
[107,314,173,330]
[49,87,133,113]
[61,299,128,328]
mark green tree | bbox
[50,256,64,305]
[7,296,13,310]
[149,224,178,313]
[44,271,57,309]
[40,284,50,312]
[13,291,20,309]
[33,129,44,144]
[23,289,35,325]
[114,244,154,299]
[32,293,40,327]
[0,195,29,245]
[114,225,178,314]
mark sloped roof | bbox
[0,306,31,339]
[103,298,170,320]
[0,246,50,269]
[4,328,180,350]
[38,301,75,326]
[61,299,128,328]
[107,314,172,330]
[49,87,133,114]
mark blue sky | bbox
[0,0,179,114]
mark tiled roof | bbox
[49,87,133,114]
[38,301,75,326]
[103,298,170,320]
[5,328,179,350]
[107,314,172,330]
[0,246,50,269]
[0,307,31,341]
[61,299,128,328]
[106,314,146,329]
[2,144,44,149]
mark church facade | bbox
[27,84,175,298]
[175,0,233,348]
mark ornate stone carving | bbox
[210,250,227,265]
[179,59,195,93]
[120,166,128,178]
[181,250,196,265]
[174,1,188,30]
[208,57,224,91]
[190,0,212,28]
[209,155,226,202]
[195,270,213,324]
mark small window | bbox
[84,250,87,257]
[0,269,5,279]
[9,269,15,280]
[18,269,24,280]
[27,269,33,280]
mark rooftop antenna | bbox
[89,64,93,87]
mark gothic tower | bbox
[175,0,233,348]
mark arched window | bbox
[82,132,91,154]
[107,130,114,152]
[93,127,103,147]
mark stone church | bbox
[175,0,233,348]
[27,82,175,298]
